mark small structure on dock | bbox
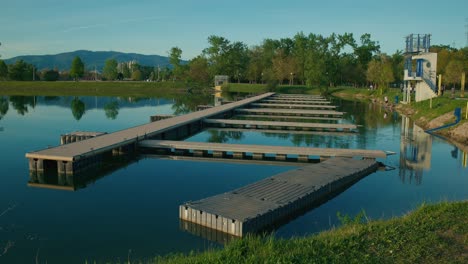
[214,75,229,92]
[402,34,438,103]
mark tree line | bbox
[0,32,467,88]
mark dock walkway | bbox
[235,108,344,117]
[179,157,379,236]
[261,99,331,105]
[250,103,336,109]
[26,93,274,175]
[138,140,389,161]
[204,119,356,132]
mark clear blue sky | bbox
[1,0,467,60]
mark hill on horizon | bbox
[3,50,175,72]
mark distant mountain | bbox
[3,50,176,71]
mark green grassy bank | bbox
[0,81,190,97]
[151,201,467,263]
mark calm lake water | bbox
[0,93,466,263]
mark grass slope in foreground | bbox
[155,201,467,264]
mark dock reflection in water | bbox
[28,154,139,191]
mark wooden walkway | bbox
[271,95,326,100]
[138,140,389,161]
[234,115,341,121]
[179,157,379,236]
[261,99,331,105]
[204,119,357,132]
[235,108,344,117]
[25,93,274,175]
[250,103,336,109]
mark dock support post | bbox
[252,153,264,160]
[213,151,223,158]
[193,150,205,157]
[233,152,244,159]
[276,154,287,161]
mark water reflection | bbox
[28,154,139,191]
[0,94,212,120]
[399,116,432,184]
[71,97,86,120]
[9,96,36,115]
[104,101,119,119]
[0,96,8,119]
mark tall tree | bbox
[103,59,118,80]
[366,55,394,94]
[169,47,186,81]
[0,60,7,80]
[8,60,34,81]
[188,56,210,84]
[443,60,465,87]
[70,56,84,81]
[354,33,380,69]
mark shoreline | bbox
[331,89,468,151]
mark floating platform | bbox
[250,103,336,110]
[25,93,274,175]
[179,157,380,237]
[203,119,357,132]
[235,108,344,117]
[261,99,331,105]
[234,115,341,122]
[138,140,390,162]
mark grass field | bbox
[0,81,191,97]
[153,201,467,263]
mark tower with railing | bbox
[403,34,438,102]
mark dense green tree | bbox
[131,70,143,81]
[272,49,297,84]
[188,56,210,84]
[366,55,394,94]
[246,46,264,83]
[0,60,7,80]
[443,60,465,87]
[169,46,186,81]
[122,63,131,78]
[354,33,380,69]
[70,56,84,81]
[103,59,118,80]
[8,60,34,81]
[42,69,60,81]
[292,32,308,84]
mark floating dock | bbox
[179,157,380,237]
[233,115,341,121]
[235,108,344,117]
[138,140,389,162]
[203,119,357,132]
[250,103,336,110]
[261,99,331,105]
[25,93,274,175]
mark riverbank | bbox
[330,87,468,148]
[0,81,190,97]
[154,201,467,263]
